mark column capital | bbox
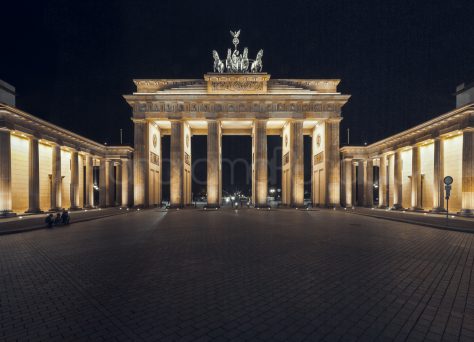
[131,118,147,124]
[325,118,343,124]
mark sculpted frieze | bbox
[133,100,343,114]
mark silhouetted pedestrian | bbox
[45,213,54,228]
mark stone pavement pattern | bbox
[0,208,473,341]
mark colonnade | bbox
[133,118,341,208]
[342,129,474,215]
[0,128,132,215]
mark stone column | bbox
[325,120,341,207]
[411,145,422,210]
[121,159,130,207]
[365,159,374,207]
[99,158,106,207]
[392,150,403,209]
[357,161,365,206]
[290,120,304,207]
[27,136,41,213]
[343,158,352,207]
[170,120,184,207]
[461,129,474,216]
[116,161,122,206]
[133,120,148,207]
[207,120,221,208]
[0,129,12,214]
[50,144,62,210]
[351,162,357,207]
[432,137,445,212]
[379,155,387,208]
[84,154,94,208]
[253,120,268,207]
[70,150,80,209]
[106,159,115,206]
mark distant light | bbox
[451,215,455,218]
[137,208,140,211]
[126,208,130,211]
[19,216,23,219]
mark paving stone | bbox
[0,208,473,341]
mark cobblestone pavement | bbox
[0,208,473,341]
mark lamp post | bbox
[444,176,453,226]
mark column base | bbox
[459,209,474,217]
[409,207,424,212]
[25,208,43,214]
[69,206,82,211]
[391,204,403,210]
[49,207,62,212]
[378,205,388,209]
[0,210,17,217]
[430,207,446,213]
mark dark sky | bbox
[3,0,474,195]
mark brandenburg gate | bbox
[124,31,350,208]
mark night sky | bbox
[3,0,474,196]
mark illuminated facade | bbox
[123,74,350,208]
[341,103,474,216]
[0,104,133,215]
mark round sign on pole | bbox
[444,176,453,185]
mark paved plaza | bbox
[0,209,473,341]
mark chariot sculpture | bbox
[212,30,264,73]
